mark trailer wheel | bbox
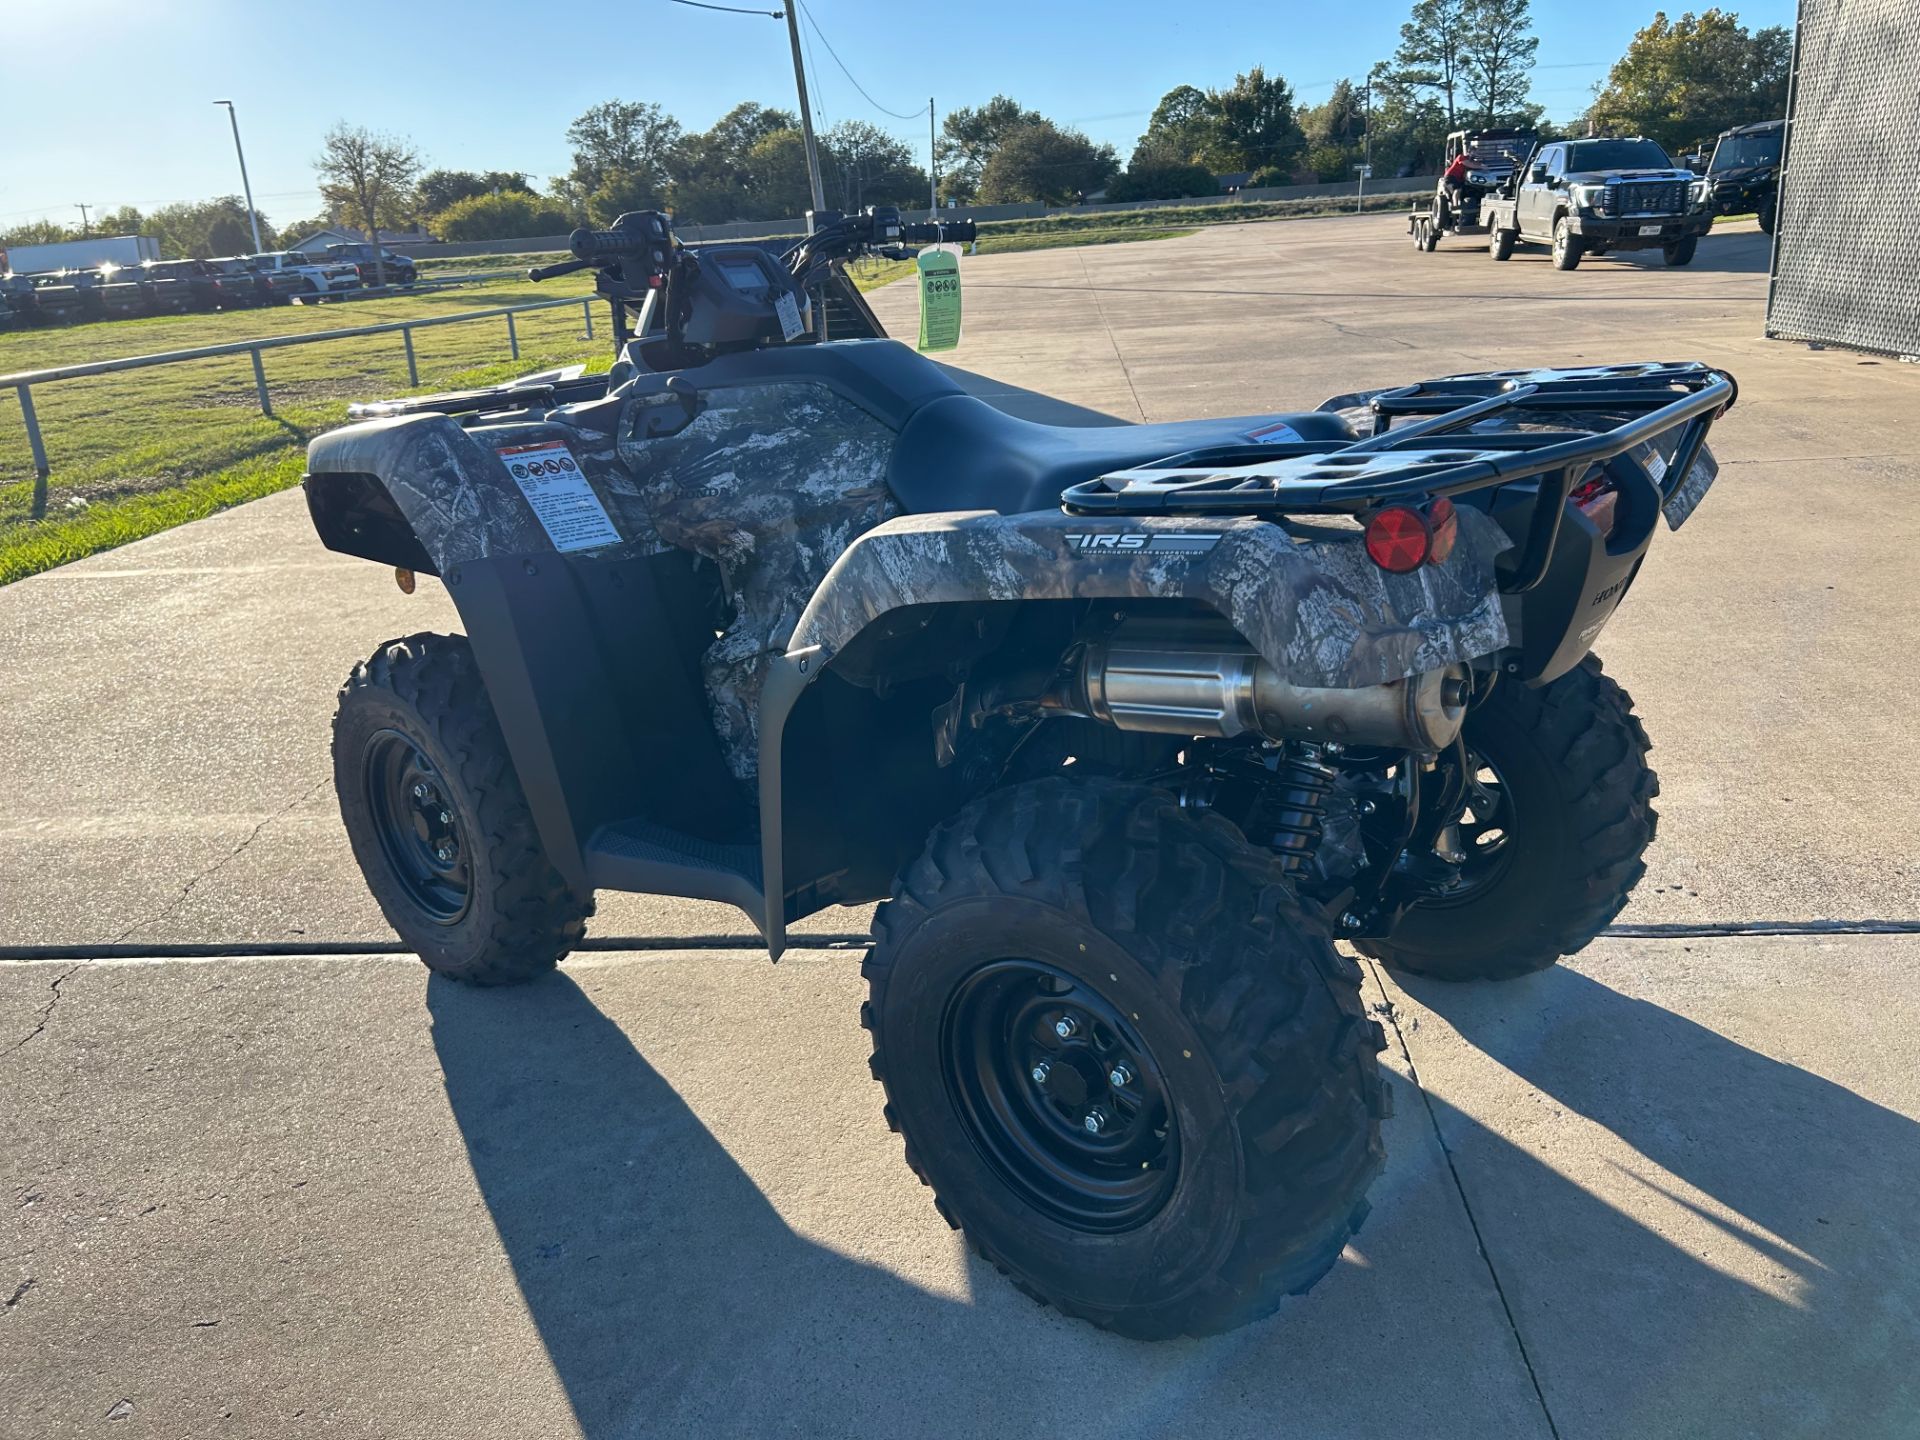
[864,778,1386,1339]
[1489,227,1516,261]
[333,632,591,984]
[1551,216,1585,270]
[1663,236,1698,267]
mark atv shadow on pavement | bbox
[424,967,1546,1436]
[1399,963,1920,1438]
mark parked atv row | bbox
[305,205,1733,1342]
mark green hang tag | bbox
[917,248,962,352]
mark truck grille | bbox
[1609,180,1687,215]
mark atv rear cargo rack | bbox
[1063,363,1734,593]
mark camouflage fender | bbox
[787,508,1513,689]
[305,411,662,571]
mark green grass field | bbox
[0,216,1226,583]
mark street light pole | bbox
[781,6,828,214]
[75,203,91,237]
[213,100,265,254]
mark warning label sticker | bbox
[1244,419,1305,443]
[495,441,621,553]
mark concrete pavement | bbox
[3,214,1918,1436]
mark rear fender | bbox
[752,506,1513,954]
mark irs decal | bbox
[1064,532,1223,554]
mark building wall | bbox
[1767,0,1920,357]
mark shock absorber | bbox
[1263,742,1339,877]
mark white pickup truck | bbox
[246,250,362,296]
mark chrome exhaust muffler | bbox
[1069,622,1469,752]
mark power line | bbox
[668,0,783,15]
[796,0,928,122]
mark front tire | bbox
[1664,235,1698,266]
[333,632,590,984]
[1489,226,1516,261]
[864,778,1387,1339]
[1758,195,1777,235]
[1551,215,1585,270]
[1360,656,1658,982]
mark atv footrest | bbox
[584,818,765,915]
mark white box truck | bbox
[0,234,160,276]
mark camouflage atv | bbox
[304,207,1734,1339]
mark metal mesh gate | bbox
[1766,0,1920,357]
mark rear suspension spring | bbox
[1263,743,1339,877]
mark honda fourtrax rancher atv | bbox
[304,206,1734,1339]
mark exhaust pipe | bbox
[1070,622,1469,752]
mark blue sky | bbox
[0,0,1798,232]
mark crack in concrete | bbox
[1364,957,1565,1440]
[7,965,81,1054]
[3,1277,34,1312]
[109,777,332,947]
[1075,250,1150,422]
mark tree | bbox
[564,100,681,208]
[1588,9,1791,151]
[416,170,532,217]
[146,197,277,258]
[822,121,928,212]
[1130,85,1220,169]
[976,121,1118,205]
[432,191,575,242]
[1461,0,1539,127]
[1106,160,1218,202]
[937,96,1043,202]
[1206,67,1306,175]
[1394,0,1473,128]
[315,124,421,285]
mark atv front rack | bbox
[1062,363,1734,593]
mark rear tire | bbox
[1664,235,1698,267]
[864,778,1387,1339]
[332,632,590,984]
[1551,216,1585,270]
[1359,655,1658,982]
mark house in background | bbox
[288,223,436,253]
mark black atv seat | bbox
[887,393,1356,517]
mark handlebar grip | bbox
[569,226,641,260]
[528,257,591,282]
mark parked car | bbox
[209,256,303,307]
[0,273,39,327]
[323,242,418,288]
[1484,136,1712,270]
[101,263,195,316]
[141,258,255,311]
[246,250,362,296]
[1704,119,1784,234]
[28,270,106,322]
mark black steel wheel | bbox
[1359,655,1658,981]
[864,778,1387,1339]
[363,730,472,924]
[333,632,590,984]
[942,958,1179,1233]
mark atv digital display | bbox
[712,255,774,294]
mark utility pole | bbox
[214,100,266,254]
[929,98,937,217]
[782,5,828,214]
[75,203,91,237]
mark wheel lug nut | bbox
[437,810,451,825]
[1030,1061,1051,1086]
[1083,1108,1109,1135]
[1108,1063,1133,1088]
[434,842,456,863]
[1054,1014,1080,1039]
[411,783,430,799]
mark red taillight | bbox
[1571,474,1619,539]
[1365,496,1458,573]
